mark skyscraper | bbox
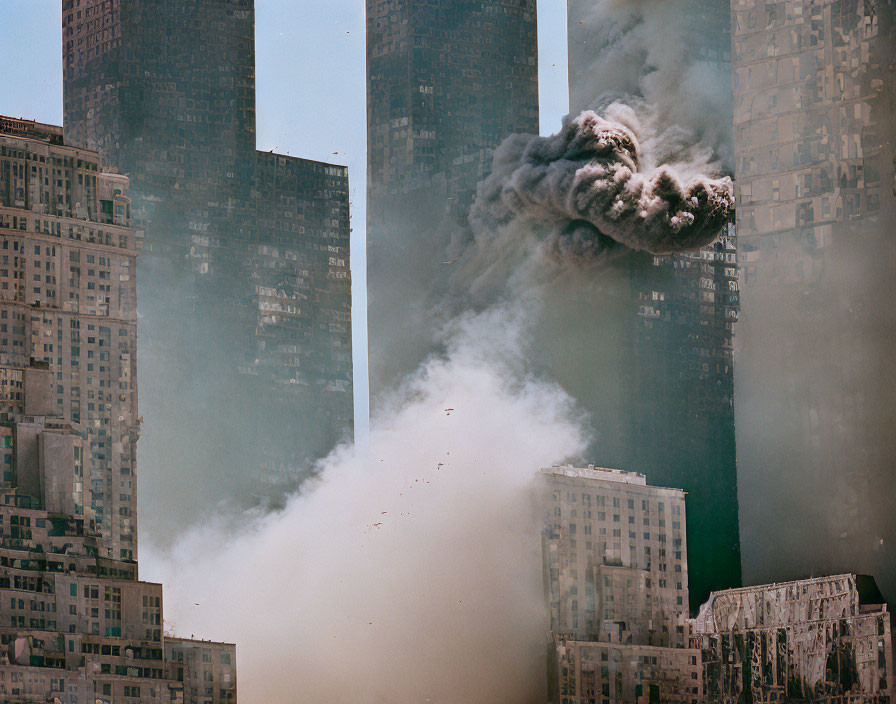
[0,117,236,704]
[365,0,539,395]
[63,0,255,262]
[61,0,353,529]
[0,118,137,559]
[565,0,742,608]
[731,0,896,594]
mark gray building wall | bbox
[731,0,896,596]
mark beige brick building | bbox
[553,636,702,704]
[542,466,690,647]
[542,466,700,703]
[0,118,236,704]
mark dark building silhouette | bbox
[565,0,742,609]
[62,0,256,260]
[61,0,353,529]
[366,0,539,396]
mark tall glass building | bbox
[365,0,539,396]
[61,0,353,533]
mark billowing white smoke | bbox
[142,306,586,704]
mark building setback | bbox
[693,574,895,703]
[565,0,742,610]
[0,120,138,560]
[61,0,353,520]
[542,466,896,704]
[731,0,896,598]
[541,466,702,704]
[0,118,235,704]
[365,0,539,396]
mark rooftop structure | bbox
[541,465,648,487]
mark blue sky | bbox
[0,0,570,433]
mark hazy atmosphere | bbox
[1,1,894,703]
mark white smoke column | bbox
[142,306,586,704]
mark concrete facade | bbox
[543,466,690,647]
[542,466,700,704]
[554,636,703,704]
[0,124,138,559]
[693,574,894,703]
[0,123,236,704]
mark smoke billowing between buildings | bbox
[146,35,741,704]
[471,107,733,260]
[148,306,584,704]
[2,0,894,702]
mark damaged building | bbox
[541,465,702,704]
[564,0,742,611]
[693,574,895,703]
[542,464,896,704]
[0,119,236,704]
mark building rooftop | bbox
[540,465,689,496]
[0,116,64,143]
[255,148,348,174]
[541,465,647,485]
[704,573,886,605]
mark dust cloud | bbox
[143,305,585,704]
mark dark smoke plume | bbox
[471,109,733,260]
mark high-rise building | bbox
[365,0,539,395]
[541,465,702,704]
[61,0,353,525]
[565,0,742,609]
[63,0,256,259]
[731,0,896,594]
[693,574,894,703]
[0,118,235,704]
[0,119,138,559]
